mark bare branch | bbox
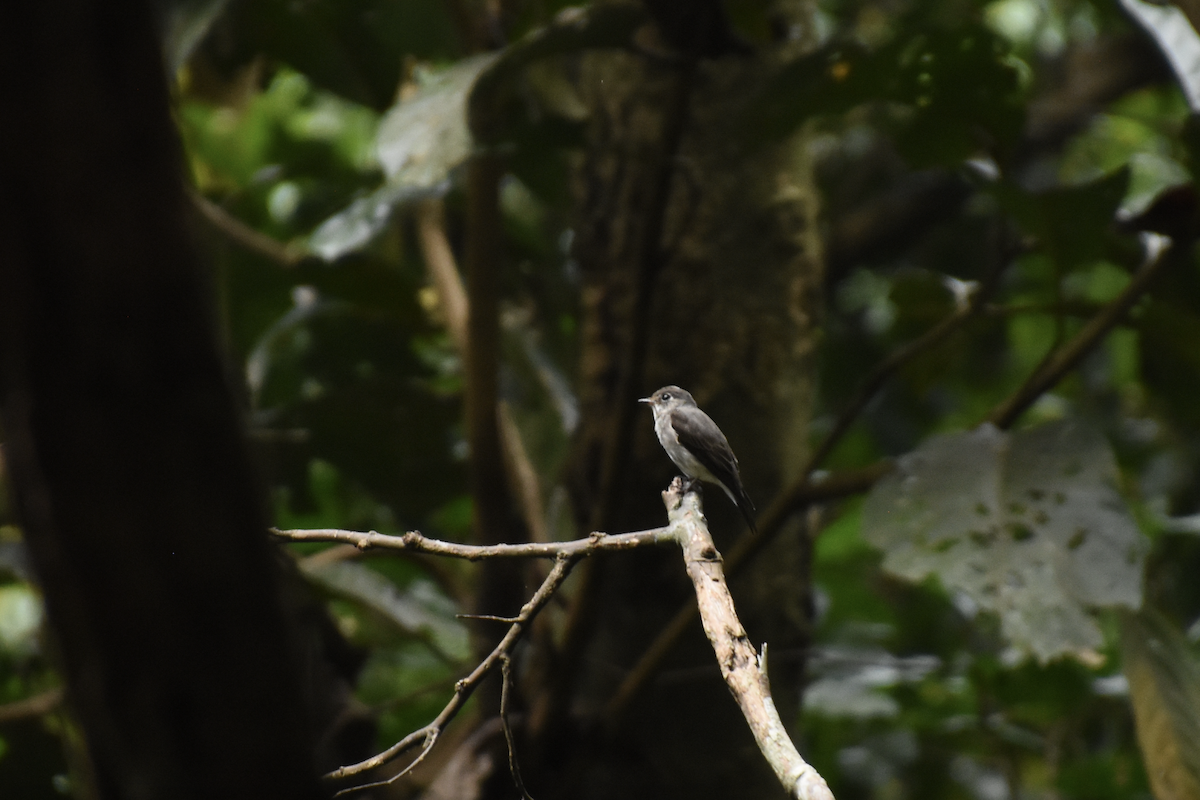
[500,654,535,800]
[604,463,889,726]
[665,480,835,800]
[988,234,1174,429]
[327,554,578,793]
[0,686,63,723]
[272,526,672,560]
[459,613,522,623]
[415,200,469,351]
[189,190,304,267]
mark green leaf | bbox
[376,54,499,190]
[1119,609,1200,800]
[307,4,645,260]
[382,4,645,183]
[993,168,1131,273]
[301,560,469,660]
[309,181,443,261]
[862,420,1147,663]
[0,584,43,658]
[466,4,646,143]
[302,51,489,262]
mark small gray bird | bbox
[640,385,757,532]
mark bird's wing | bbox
[670,407,757,532]
[669,408,741,488]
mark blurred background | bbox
[4,0,1200,798]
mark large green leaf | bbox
[465,4,646,143]
[307,4,646,261]
[308,180,447,261]
[307,53,493,261]
[301,560,468,661]
[862,420,1147,663]
[377,54,499,189]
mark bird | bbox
[639,385,757,532]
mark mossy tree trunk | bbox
[525,5,825,797]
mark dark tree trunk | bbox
[0,3,328,798]
[525,4,825,798]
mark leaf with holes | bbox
[862,420,1146,663]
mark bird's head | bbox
[639,385,696,415]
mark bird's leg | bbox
[681,477,703,496]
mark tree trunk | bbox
[529,6,824,797]
[0,4,328,798]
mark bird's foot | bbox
[681,477,703,495]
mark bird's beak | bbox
[638,396,651,404]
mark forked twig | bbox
[988,233,1173,429]
[326,555,577,794]
[500,654,535,800]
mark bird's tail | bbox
[716,481,758,534]
[737,487,757,534]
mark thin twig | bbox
[0,686,63,723]
[500,654,536,800]
[415,198,549,544]
[988,234,1173,429]
[327,554,578,794]
[415,200,469,351]
[665,480,834,800]
[459,613,521,623]
[272,526,673,560]
[804,286,985,474]
[189,190,304,267]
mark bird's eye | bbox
[660,393,671,401]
